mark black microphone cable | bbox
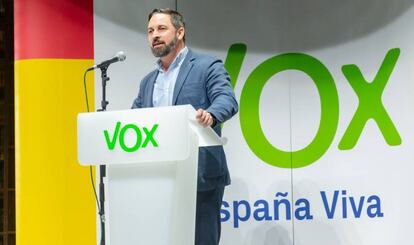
[83,69,103,236]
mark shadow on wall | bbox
[250,224,292,245]
[94,0,414,52]
[221,178,296,244]
[290,181,349,245]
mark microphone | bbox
[87,51,126,71]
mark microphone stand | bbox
[97,65,109,245]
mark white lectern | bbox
[77,105,224,245]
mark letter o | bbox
[119,124,142,152]
[240,53,339,168]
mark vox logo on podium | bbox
[103,121,159,152]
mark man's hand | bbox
[196,109,215,128]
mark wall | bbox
[94,1,414,244]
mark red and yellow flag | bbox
[15,0,96,244]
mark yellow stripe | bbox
[15,59,96,245]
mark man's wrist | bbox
[210,113,217,127]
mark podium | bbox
[77,105,224,245]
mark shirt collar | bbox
[155,46,189,72]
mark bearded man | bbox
[132,8,238,245]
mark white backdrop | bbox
[94,1,414,244]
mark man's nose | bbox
[152,36,160,43]
[152,29,161,38]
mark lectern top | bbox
[77,105,223,166]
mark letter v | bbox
[224,43,247,89]
[104,121,121,150]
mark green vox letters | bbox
[224,44,402,169]
[103,121,159,153]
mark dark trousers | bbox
[195,186,225,245]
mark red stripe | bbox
[14,0,93,60]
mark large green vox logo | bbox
[224,44,401,168]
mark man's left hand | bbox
[196,109,215,128]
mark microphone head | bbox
[116,51,126,62]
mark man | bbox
[131,8,238,245]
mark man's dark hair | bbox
[148,8,185,30]
[148,8,186,42]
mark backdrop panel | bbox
[94,1,414,244]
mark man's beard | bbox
[151,36,178,57]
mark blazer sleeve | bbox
[205,59,239,123]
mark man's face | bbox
[147,13,181,57]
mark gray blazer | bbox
[132,49,239,191]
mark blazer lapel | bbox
[172,50,195,105]
[146,70,158,107]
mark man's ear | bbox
[177,27,185,41]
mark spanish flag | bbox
[15,0,96,244]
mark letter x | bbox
[339,48,402,150]
[142,124,159,148]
